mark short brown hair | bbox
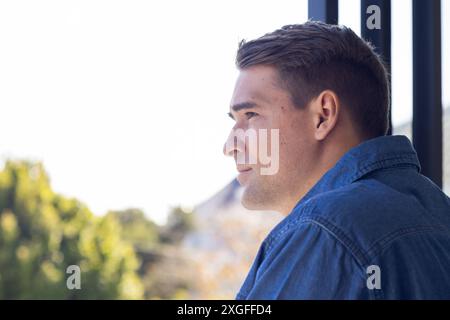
[236,21,390,138]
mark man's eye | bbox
[245,112,258,120]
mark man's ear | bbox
[311,90,339,141]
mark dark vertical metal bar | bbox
[360,0,392,135]
[308,0,339,24]
[412,0,442,187]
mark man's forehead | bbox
[230,92,268,109]
[235,66,280,89]
[231,67,281,107]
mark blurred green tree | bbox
[108,207,196,299]
[106,208,159,251]
[0,160,144,299]
[159,206,194,245]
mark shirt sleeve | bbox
[242,221,372,299]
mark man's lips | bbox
[236,166,252,173]
[236,166,252,185]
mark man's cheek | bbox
[259,129,280,176]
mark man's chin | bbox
[241,187,266,211]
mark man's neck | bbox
[279,135,365,215]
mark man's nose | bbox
[223,138,237,158]
[223,142,231,157]
[223,130,243,157]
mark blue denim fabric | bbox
[236,135,450,299]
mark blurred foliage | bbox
[0,160,143,299]
[159,206,194,245]
[106,209,159,251]
[108,207,196,299]
[0,160,197,299]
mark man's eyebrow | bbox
[227,102,259,119]
[228,101,258,120]
[231,101,258,112]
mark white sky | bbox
[0,0,448,223]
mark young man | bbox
[223,21,450,299]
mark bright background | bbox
[1,0,449,223]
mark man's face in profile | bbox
[224,65,319,214]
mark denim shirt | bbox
[236,135,450,299]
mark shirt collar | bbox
[263,135,421,252]
[294,135,421,210]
